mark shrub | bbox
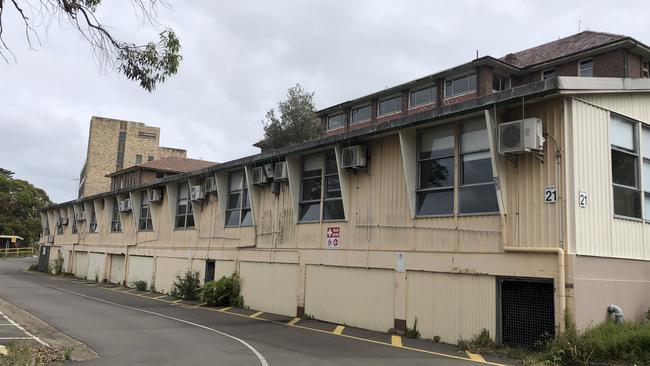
[27,262,38,271]
[405,318,420,339]
[202,274,242,307]
[133,280,148,291]
[170,270,201,300]
[48,252,64,275]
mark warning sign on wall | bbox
[326,227,341,249]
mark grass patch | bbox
[0,342,34,366]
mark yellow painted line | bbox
[287,317,300,326]
[192,302,207,308]
[466,351,486,362]
[250,311,263,318]
[126,289,138,293]
[171,299,183,304]
[153,295,167,300]
[219,307,232,312]
[333,325,345,335]
[391,335,403,347]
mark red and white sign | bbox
[326,227,341,249]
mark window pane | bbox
[299,203,321,222]
[303,155,323,177]
[139,219,147,231]
[177,203,188,216]
[460,184,499,213]
[227,192,241,210]
[613,186,641,218]
[178,184,189,199]
[416,190,453,216]
[186,213,195,228]
[579,60,593,77]
[327,114,345,130]
[175,215,186,228]
[643,128,650,158]
[240,209,253,226]
[229,171,243,190]
[301,178,322,201]
[323,200,344,220]
[379,96,401,116]
[611,150,637,187]
[419,158,454,188]
[225,210,240,227]
[462,151,493,184]
[325,176,341,198]
[242,190,250,209]
[461,119,489,153]
[644,160,650,192]
[611,116,636,150]
[326,153,338,174]
[419,126,455,159]
[645,195,650,221]
[542,70,556,80]
[410,86,435,107]
[351,106,371,124]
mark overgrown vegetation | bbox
[47,252,64,275]
[405,318,420,339]
[0,342,33,366]
[202,274,243,307]
[27,262,38,271]
[170,270,201,301]
[133,280,148,292]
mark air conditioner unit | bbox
[274,161,288,181]
[342,145,367,169]
[251,166,267,185]
[75,211,86,221]
[190,185,204,202]
[263,163,274,179]
[47,235,55,244]
[60,217,68,225]
[203,176,217,193]
[498,118,545,154]
[148,188,163,203]
[118,199,132,212]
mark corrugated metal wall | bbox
[305,265,394,332]
[154,257,191,294]
[406,271,496,344]
[87,252,105,282]
[109,254,125,284]
[127,255,154,287]
[239,261,298,317]
[214,260,235,280]
[74,251,88,278]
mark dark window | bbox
[541,69,556,80]
[351,105,371,124]
[89,206,97,233]
[139,191,153,231]
[138,131,157,140]
[460,119,498,213]
[378,96,401,116]
[56,219,64,235]
[492,74,510,91]
[116,131,127,170]
[417,125,455,215]
[327,114,345,131]
[500,279,555,348]
[610,115,641,218]
[409,85,436,107]
[148,155,155,162]
[71,218,77,234]
[175,183,195,229]
[136,155,142,164]
[111,198,121,232]
[643,61,650,78]
[156,172,164,179]
[445,74,477,98]
[299,151,344,222]
[225,170,252,227]
[578,59,593,77]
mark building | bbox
[78,116,187,198]
[40,31,650,348]
[107,156,218,191]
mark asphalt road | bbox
[0,257,500,366]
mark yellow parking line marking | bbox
[391,335,403,347]
[466,351,486,362]
[153,295,167,300]
[192,302,207,308]
[219,307,232,312]
[250,311,263,318]
[171,299,183,304]
[287,317,300,326]
[333,325,345,335]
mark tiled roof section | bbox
[500,31,626,68]
[138,156,218,173]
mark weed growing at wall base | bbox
[202,274,243,307]
[170,270,201,301]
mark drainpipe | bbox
[503,246,566,333]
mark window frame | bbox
[578,59,594,77]
[298,151,344,223]
[350,104,372,125]
[492,73,511,92]
[326,113,346,131]
[138,191,153,231]
[444,73,477,99]
[541,68,556,80]
[110,198,122,232]
[459,120,499,215]
[225,170,253,228]
[378,95,402,117]
[89,205,97,233]
[610,114,643,220]
[408,84,437,109]
[642,61,650,78]
[175,183,195,229]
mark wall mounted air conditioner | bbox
[190,185,204,202]
[498,118,545,154]
[47,235,55,243]
[263,163,274,179]
[274,161,288,181]
[251,166,267,185]
[118,199,132,212]
[203,177,217,193]
[149,188,163,203]
[342,145,367,169]
[75,211,86,221]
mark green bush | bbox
[170,270,201,300]
[202,274,242,307]
[405,318,420,339]
[133,280,148,291]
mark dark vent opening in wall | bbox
[499,278,555,348]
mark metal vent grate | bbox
[500,279,555,348]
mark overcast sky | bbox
[1,0,648,203]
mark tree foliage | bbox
[0,168,52,245]
[262,84,322,149]
[0,0,182,91]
